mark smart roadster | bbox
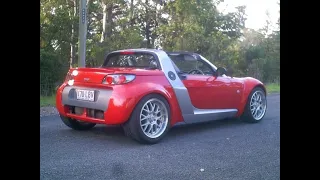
[56,49,267,144]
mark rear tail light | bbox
[65,70,78,86]
[102,74,135,85]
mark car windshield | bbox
[167,53,217,74]
[199,55,217,70]
[167,54,199,73]
[102,52,159,69]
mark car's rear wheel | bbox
[241,87,267,123]
[59,115,96,130]
[123,94,171,144]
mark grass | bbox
[266,83,280,93]
[40,95,56,107]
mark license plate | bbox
[76,89,95,101]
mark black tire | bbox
[241,87,267,123]
[122,94,171,144]
[59,114,96,130]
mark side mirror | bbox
[216,67,227,76]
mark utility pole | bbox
[78,0,87,67]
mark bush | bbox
[40,49,68,96]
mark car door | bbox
[207,75,242,109]
[170,54,238,109]
[183,74,239,109]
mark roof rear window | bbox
[102,52,159,69]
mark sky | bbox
[217,0,280,31]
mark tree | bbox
[40,0,280,96]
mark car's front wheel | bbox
[59,115,96,130]
[241,87,267,123]
[123,94,171,144]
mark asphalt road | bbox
[40,94,280,180]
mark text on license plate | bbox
[76,89,95,101]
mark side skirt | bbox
[183,108,238,124]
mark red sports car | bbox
[56,49,267,144]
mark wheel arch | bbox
[137,91,172,108]
[254,84,267,95]
[122,91,174,144]
[237,78,266,116]
[131,89,183,127]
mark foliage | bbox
[40,49,66,96]
[40,0,280,96]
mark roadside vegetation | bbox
[266,83,280,93]
[40,0,280,106]
[40,96,56,107]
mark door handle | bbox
[178,73,187,80]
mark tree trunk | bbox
[130,0,134,26]
[179,12,184,50]
[71,0,77,67]
[67,0,77,68]
[145,0,150,48]
[151,0,158,48]
[106,3,113,38]
[100,2,107,42]
[101,2,113,42]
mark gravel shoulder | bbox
[40,106,58,118]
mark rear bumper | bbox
[64,112,106,124]
[62,86,111,111]
[56,84,136,125]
